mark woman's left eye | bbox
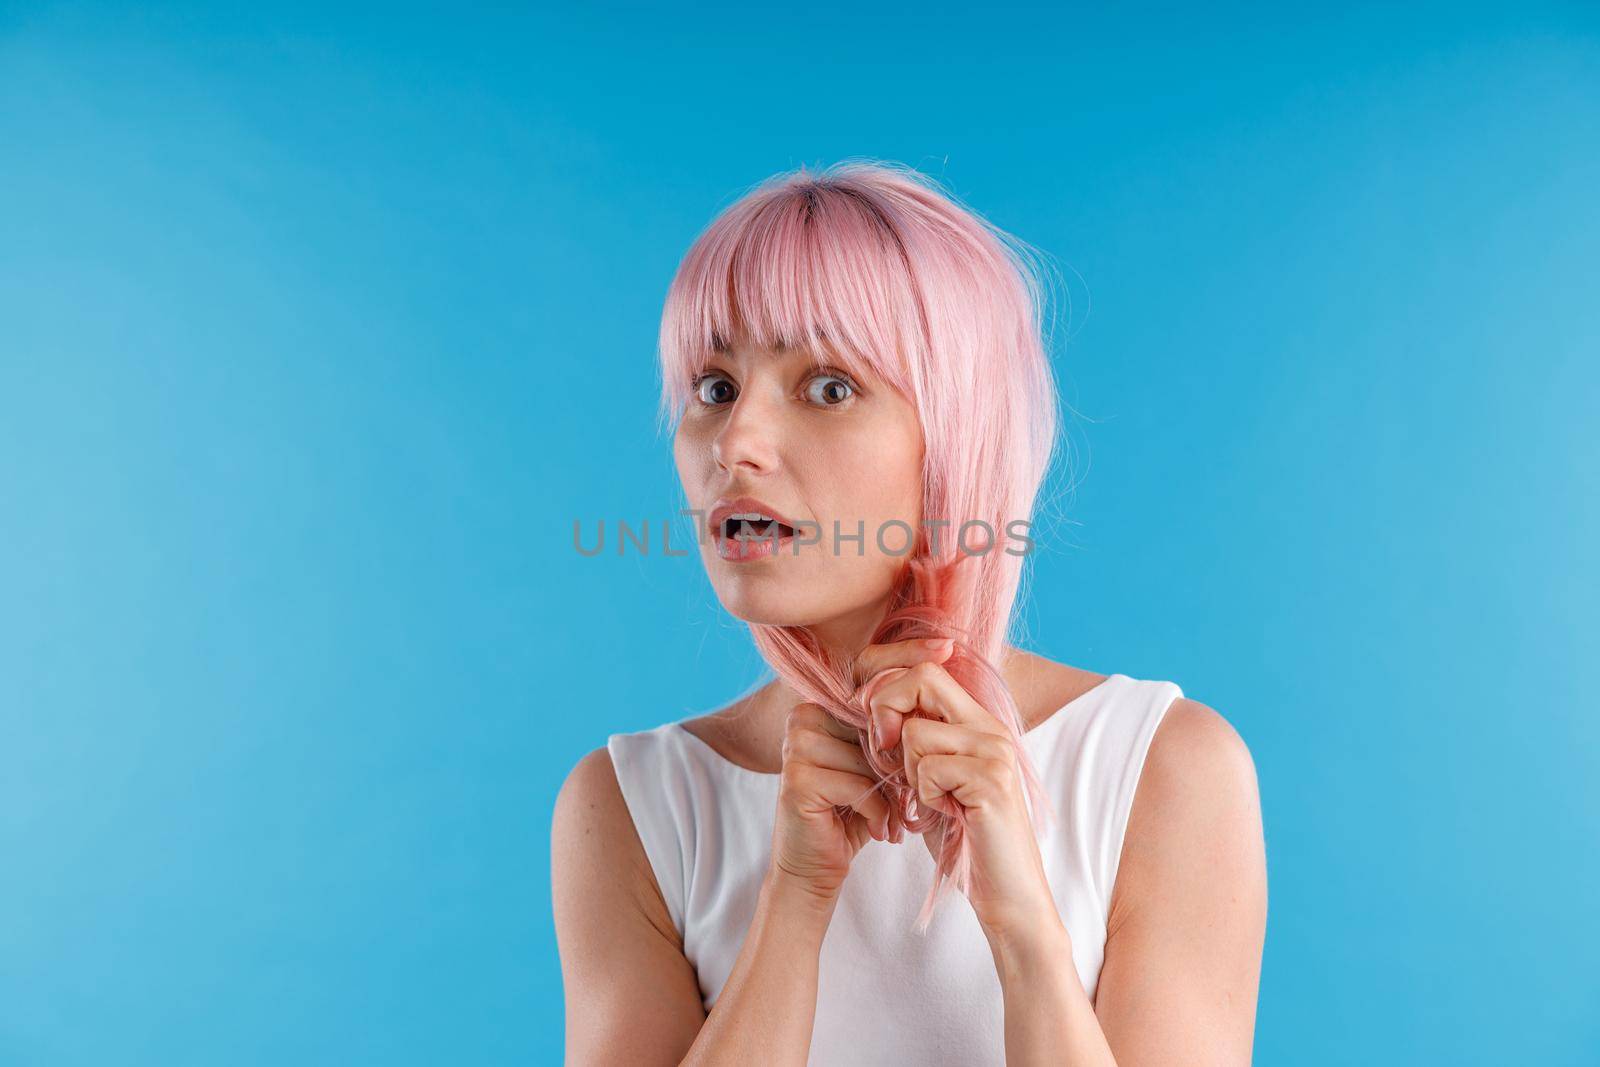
[804,373,856,406]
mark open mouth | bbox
[707,499,802,562]
[721,514,797,541]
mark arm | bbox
[986,698,1268,1065]
[1093,697,1268,1064]
[551,747,839,1066]
[552,748,706,1065]
[680,869,837,1066]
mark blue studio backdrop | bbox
[2,4,1596,1064]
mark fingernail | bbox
[921,637,954,648]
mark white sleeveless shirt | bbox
[606,672,1183,1065]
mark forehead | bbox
[711,334,874,378]
[713,338,810,362]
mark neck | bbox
[804,596,893,664]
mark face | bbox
[673,340,925,651]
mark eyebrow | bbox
[704,332,872,382]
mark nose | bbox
[711,386,782,475]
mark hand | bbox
[768,701,896,906]
[855,640,1061,944]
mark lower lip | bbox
[714,532,796,563]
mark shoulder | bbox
[550,746,633,887]
[1146,696,1259,797]
[551,745,680,945]
[1109,695,1266,933]
[556,743,621,805]
[551,747,709,1055]
[1094,695,1267,1054]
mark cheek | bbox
[809,418,923,525]
[872,407,926,516]
[890,434,925,510]
[672,426,706,483]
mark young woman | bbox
[552,160,1267,1066]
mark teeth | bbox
[733,520,776,540]
[724,512,792,541]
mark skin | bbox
[552,340,1268,1065]
[672,338,926,651]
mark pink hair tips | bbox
[658,159,1066,932]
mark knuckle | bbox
[786,727,835,769]
[779,759,811,790]
[781,730,808,766]
[977,734,1010,761]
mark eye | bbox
[692,372,737,406]
[803,371,857,407]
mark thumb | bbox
[845,808,884,849]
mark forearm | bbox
[990,918,1117,1067]
[679,869,835,1066]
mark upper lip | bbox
[708,496,799,539]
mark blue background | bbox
[3,3,1596,1064]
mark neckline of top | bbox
[672,673,1128,781]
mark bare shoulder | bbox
[1108,694,1267,933]
[551,745,681,946]
[1147,697,1260,801]
[1094,695,1267,1059]
[551,746,705,1062]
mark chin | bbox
[709,575,894,634]
[711,585,824,628]
[706,565,839,627]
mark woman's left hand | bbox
[854,639,1065,950]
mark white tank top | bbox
[606,671,1183,1065]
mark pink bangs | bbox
[655,164,931,434]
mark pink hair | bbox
[658,159,1065,932]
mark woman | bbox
[552,160,1267,1065]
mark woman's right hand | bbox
[768,637,958,903]
[768,701,893,904]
